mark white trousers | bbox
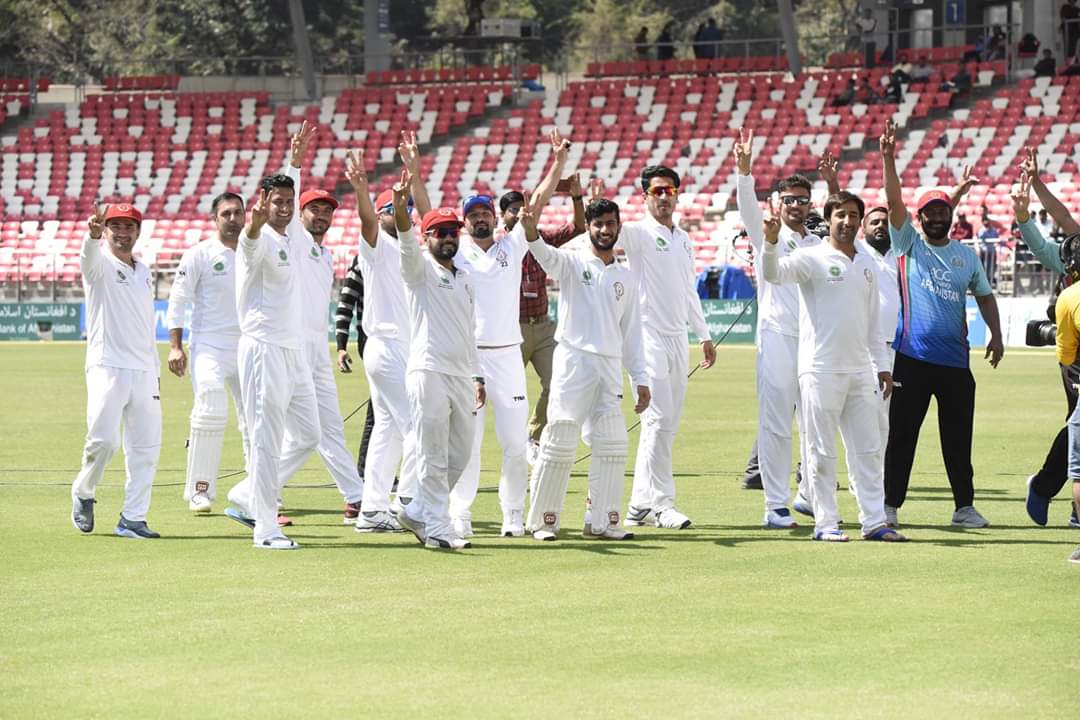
[450,345,530,520]
[184,341,246,501]
[526,346,628,531]
[756,329,804,511]
[407,369,476,541]
[234,337,320,542]
[799,371,887,535]
[872,347,896,475]
[277,335,364,504]
[72,365,162,522]
[362,336,419,511]
[630,329,688,512]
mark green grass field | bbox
[2,342,1078,718]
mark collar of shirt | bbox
[641,211,685,242]
[781,224,818,246]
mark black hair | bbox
[585,198,621,223]
[211,192,245,214]
[499,191,525,213]
[259,174,295,193]
[823,191,866,221]
[777,174,812,194]
[640,165,681,193]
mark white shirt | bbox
[235,164,304,350]
[617,214,710,341]
[858,240,899,346]
[528,236,649,389]
[295,231,334,341]
[762,241,888,376]
[357,228,411,343]
[398,227,480,379]
[737,173,821,338]
[455,223,528,346]
[81,235,159,373]
[165,237,240,350]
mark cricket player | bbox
[525,197,651,542]
[272,187,367,525]
[70,203,162,539]
[389,167,486,551]
[344,131,430,531]
[762,191,906,542]
[448,128,571,539]
[735,128,821,529]
[166,192,247,514]
[621,165,715,530]
[225,122,321,550]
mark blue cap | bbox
[462,194,495,217]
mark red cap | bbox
[299,189,338,210]
[374,189,394,212]
[421,208,464,234]
[916,190,952,212]
[104,203,142,225]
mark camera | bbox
[1026,319,1057,347]
[804,210,828,238]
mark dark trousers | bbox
[1029,364,1079,498]
[884,352,976,510]
[354,337,375,479]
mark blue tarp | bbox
[696,265,755,300]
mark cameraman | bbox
[1014,153,1080,528]
[1052,247,1080,564]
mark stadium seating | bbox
[365,64,540,86]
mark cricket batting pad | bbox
[525,419,578,532]
[587,411,628,530]
[184,387,228,501]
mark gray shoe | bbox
[115,515,160,539]
[393,505,426,544]
[885,504,899,528]
[951,505,989,528]
[72,497,95,533]
[354,510,402,533]
[1068,545,1080,564]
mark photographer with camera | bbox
[1013,151,1080,529]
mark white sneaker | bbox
[655,507,692,529]
[763,508,798,529]
[501,509,524,537]
[625,505,654,526]
[583,525,635,540]
[189,491,212,514]
[393,505,427,544]
[526,440,540,466]
[532,527,558,541]
[425,535,471,551]
[951,505,990,528]
[354,510,403,533]
[452,517,474,538]
[254,534,299,550]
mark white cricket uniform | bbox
[166,237,245,503]
[859,239,900,460]
[72,234,161,522]
[229,165,321,543]
[450,223,530,522]
[398,227,480,543]
[762,240,890,535]
[357,227,419,511]
[524,237,649,535]
[737,173,821,511]
[276,232,365,505]
[618,215,710,514]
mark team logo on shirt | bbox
[655,236,669,251]
[543,512,557,526]
[607,511,620,525]
[826,265,844,283]
[864,268,873,283]
[115,269,127,284]
[787,239,797,250]
[950,255,965,269]
[582,269,593,285]
[613,281,625,300]
[310,246,320,258]
[277,250,289,266]
[829,266,841,276]
[212,260,226,273]
[496,248,508,268]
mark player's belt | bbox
[521,315,550,325]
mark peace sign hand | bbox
[1010,171,1032,223]
[734,127,754,176]
[880,120,897,159]
[290,120,317,168]
[88,203,107,239]
[345,149,368,192]
[763,196,781,245]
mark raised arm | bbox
[286,120,315,236]
[818,149,841,196]
[1024,147,1080,236]
[530,128,571,216]
[761,199,813,284]
[346,150,379,248]
[520,201,572,282]
[949,164,977,209]
[880,120,907,230]
[1012,171,1065,272]
[240,189,271,263]
[398,130,432,217]
[568,173,586,235]
[392,167,425,285]
[80,204,106,281]
[734,127,765,252]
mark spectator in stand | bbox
[1063,0,1080,59]
[892,53,913,83]
[656,22,676,61]
[1035,49,1057,77]
[857,76,879,104]
[978,205,1002,287]
[699,18,723,59]
[1065,43,1080,75]
[832,78,857,107]
[985,25,1007,61]
[1019,33,1041,56]
[464,0,484,36]
[910,56,934,83]
[1037,208,1057,238]
[693,23,708,59]
[634,27,651,60]
[942,66,972,106]
[883,71,904,104]
[951,212,975,241]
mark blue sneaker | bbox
[1025,475,1050,526]
[792,493,814,518]
[115,515,160,539]
[224,506,256,529]
[763,507,798,529]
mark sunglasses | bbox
[378,201,415,216]
[430,227,461,239]
[780,196,811,206]
[645,186,678,198]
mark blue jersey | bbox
[891,218,992,368]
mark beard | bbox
[590,232,617,252]
[433,241,458,259]
[866,232,890,255]
[923,221,950,240]
[470,224,492,239]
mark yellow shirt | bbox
[1055,282,1080,365]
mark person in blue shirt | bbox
[879,120,1005,529]
[1013,152,1080,528]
